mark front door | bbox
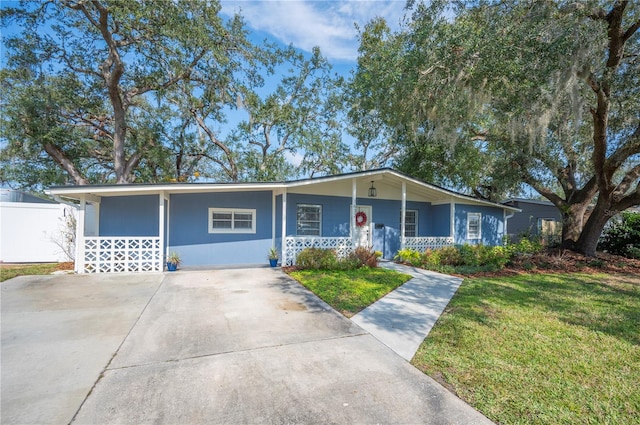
[354,205,372,248]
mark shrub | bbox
[459,244,480,266]
[396,244,512,272]
[508,237,543,256]
[421,249,441,268]
[346,246,379,268]
[484,245,510,268]
[395,248,422,266]
[598,211,640,259]
[438,246,462,266]
[296,248,339,270]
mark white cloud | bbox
[284,150,304,166]
[220,1,408,62]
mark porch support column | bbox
[166,194,171,257]
[351,178,357,241]
[76,196,86,274]
[450,200,455,242]
[280,191,287,265]
[272,190,276,249]
[159,192,165,270]
[401,182,406,249]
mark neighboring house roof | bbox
[502,198,556,207]
[48,168,520,212]
[0,189,58,204]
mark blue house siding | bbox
[285,194,446,259]
[169,191,273,266]
[454,204,505,246]
[100,195,159,236]
[285,194,351,237]
[431,204,451,237]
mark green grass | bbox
[288,267,412,317]
[0,263,61,282]
[412,273,640,425]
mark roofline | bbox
[502,198,555,206]
[48,168,519,212]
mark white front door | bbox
[354,205,372,248]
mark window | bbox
[297,204,321,236]
[538,218,561,236]
[402,210,418,237]
[467,212,482,239]
[208,208,256,233]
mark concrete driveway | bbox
[2,268,492,424]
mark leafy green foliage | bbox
[349,1,640,254]
[288,268,411,317]
[295,248,340,270]
[598,212,640,259]
[395,240,543,272]
[1,1,349,189]
[295,247,379,270]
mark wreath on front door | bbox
[355,211,368,227]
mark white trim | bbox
[402,209,418,237]
[296,203,322,236]
[281,191,287,265]
[166,195,171,258]
[401,181,406,248]
[351,178,357,242]
[450,201,455,238]
[208,208,256,234]
[272,191,276,248]
[76,196,86,273]
[48,169,519,212]
[467,212,482,240]
[158,192,165,266]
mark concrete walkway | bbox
[351,262,464,361]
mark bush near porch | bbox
[394,239,543,274]
[295,246,381,270]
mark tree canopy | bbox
[347,0,640,255]
[0,0,346,188]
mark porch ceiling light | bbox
[368,181,377,197]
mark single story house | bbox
[48,168,519,273]
[501,198,562,242]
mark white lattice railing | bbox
[404,236,454,251]
[284,237,354,266]
[82,237,162,273]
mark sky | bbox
[219,0,409,64]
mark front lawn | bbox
[0,263,61,282]
[412,273,640,425]
[288,267,412,317]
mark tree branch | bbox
[43,142,89,185]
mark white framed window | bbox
[297,204,321,236]
[467,212,482,239]
[402,210,418,237]
[208,208,256,234]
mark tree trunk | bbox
[560,202,589,250]
[573,198,614,257]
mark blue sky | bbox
[220,0,408,65]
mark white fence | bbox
[403,236,454,251]
[82,237,162,273]
[0,202,74,263]
[283,237,353,266]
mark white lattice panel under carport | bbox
[284,237,354,266]
[83,237,162,273]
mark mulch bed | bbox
[467,249,640,279]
